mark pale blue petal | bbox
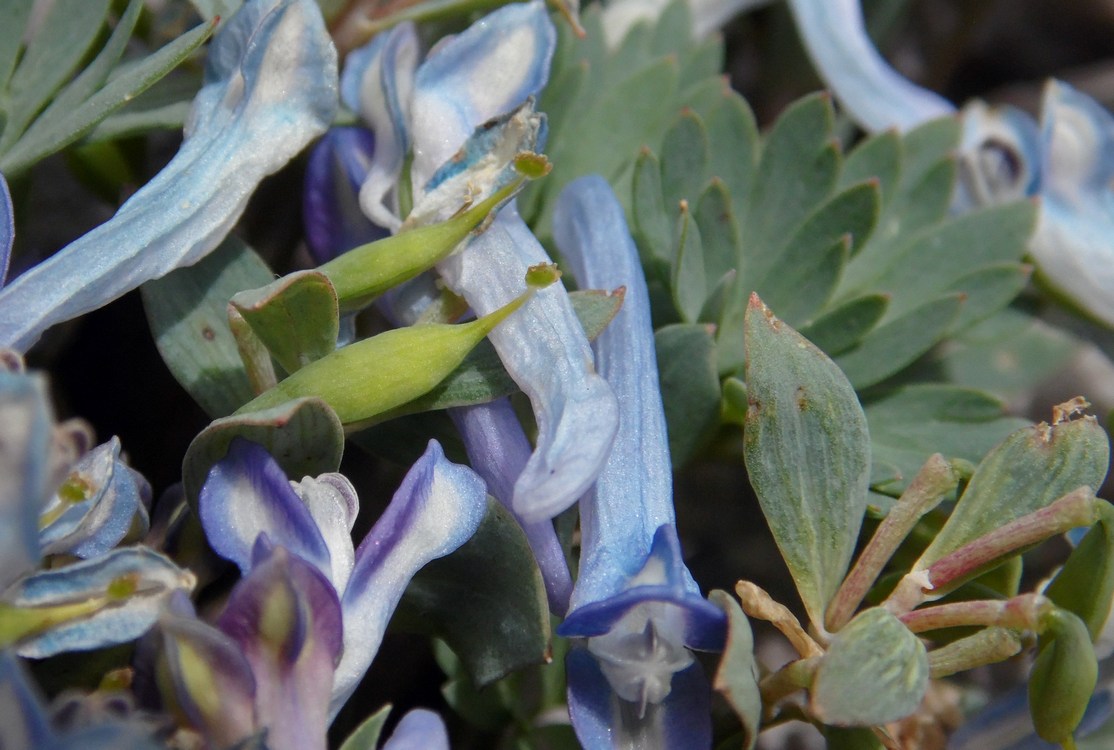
[437,208,618,523]
[289,472,359,598]
[331,440,487,715]
[956,101,1042,209]
[39,438,145,559]
[0,0,338,352]
[409,0,556,188]
[0,371,51,589]
[0,173,11,287]
[0,651,55,749]
[198,439,333,582]
[6,547,196,658]
[553,175,684,606]
[786,0,953,132]
[381,708,450,750]
[1029,80,1114,328]
[451,399,573,615]
[344,23,418,230]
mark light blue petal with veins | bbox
[786,0,953,132]
[0,173,12,286]
[437,208,618,523]
[6,547,196,658]
[381,708,450,750]
[1031,80,1114,328]
[0,0,337,351]
[331,440,486,716]
[0,371,51,589]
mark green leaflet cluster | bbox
[0,0,210,177]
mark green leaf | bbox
[632,148,673,275]
[742,295,871,627]
[798,294,888,356]
[703,91,759,201]
[839,130,901,205]
[87,70,200,142]
[181,397,344,509]
[811,607,928,726]
[1043,518,1114,641]
[900,118,962,187]
[394,498,550,686]
[141,236,273,418]
[656,324,721,467]
[0,0,112,150]
[0,3,33,92]
[693,177,740,286]
[435,639,513,731]
[864,385,1029,493]
[660,109,710,211]
[0,17,214,176]
[1029,608,1098,746]
[945,263,1033,330]
[917,413,1110,569]
[823,727,885,750]
[757,235,849,327]
[338,704,393,750]
[230,272,340,376]
[835,293,965,390]
[672,202,707,322]
[710,590,760,750]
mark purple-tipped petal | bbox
[1030,80,1114,328]
[786,0,953,132]
[438,208,618,524]
[199,439,333,581]
[452,399,573,615]
[0,370,51,589]
[343,23,419,230]
[39,438,144,559]
[6,547,196,658]
[409,0,555,187]
[290,472,359,593]
[566,646,714,750]
[218,542,342,750]
[303,127,389,264]
[331,440,487,714]
[381,708,450,750]
[0,0,338,352]
[0,173,11,287]
[159,599,258,748]
[553,175,686,606]
[0,651,56,749]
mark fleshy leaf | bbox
[742,294,870,628]
[655,324,721,468]
[916,411,1110,569]
[1043,518,1114,641]
[811,607,929,726]
[338,704,392,750]
[709,590,760,750]
[0,0,338,351]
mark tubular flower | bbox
[553,175,726,748]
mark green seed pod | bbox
[1029,608,1098,746]
[236,267,559,428]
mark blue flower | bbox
[553,175,726,748]
[340,2,619,523]
[197,437,488,716]
[786,0,1114,328]
[0,0,337,351]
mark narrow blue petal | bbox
[438,208,618,523]
[0,173,12,287]
[381,708,450,750]
[786,0,953,131]
[343,23,418,230]
[409,0,556,187]
[303,127,389,264]
[553,175,683,606]
[0,0,338,352]
[0,651,56,749]
[159,603,258,748]
[199,439,333,581]
[0,370,51,589]
[39,438,144,559]
[331,440,487,715]
[218,543,342,750]
[451,399,573,615]
[1029,80,1114,328]
[7,547,196,658]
